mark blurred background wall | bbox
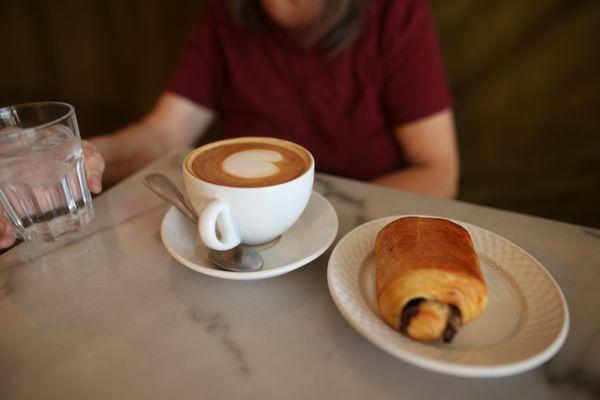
[1,0,599,227]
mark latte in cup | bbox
[183,137,315,251]
[189,140,311,188]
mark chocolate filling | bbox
[442,305,462,343]
[399,300,463,343]
[400,298,425,334]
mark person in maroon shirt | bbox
[0,0,459,248]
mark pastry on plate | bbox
[375,217,488,342]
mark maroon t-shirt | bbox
[168,0,452,180]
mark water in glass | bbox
[0,112,93,243]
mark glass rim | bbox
[0,101,75,132]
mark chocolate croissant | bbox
[375,217,487,343]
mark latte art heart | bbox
[190,140,311,188]
[222,149,283,178]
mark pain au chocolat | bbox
[375,217,488,343]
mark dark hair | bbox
[228,0,368,54]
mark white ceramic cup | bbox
[183,137,315,251]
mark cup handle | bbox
[198,199,241,250]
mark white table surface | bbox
[1,149,599,399]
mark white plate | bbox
[327,215,569,378]
[161,191,338,280]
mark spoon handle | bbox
[142,174,199,222]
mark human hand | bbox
[82,140,105,194]
[0,141,105,250]
[0,214,15,249]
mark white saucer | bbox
[327,215,569,378]
[161,191,338,280]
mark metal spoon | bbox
[142,173,263,272]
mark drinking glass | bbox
[0,102,94,243]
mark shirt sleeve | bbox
[381,0,453,125]
[167,3,224,110]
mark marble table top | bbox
[1,149,599,399]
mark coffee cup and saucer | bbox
[160,137,339,280]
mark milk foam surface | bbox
[190,140,310,187]
[222,149,283,178]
